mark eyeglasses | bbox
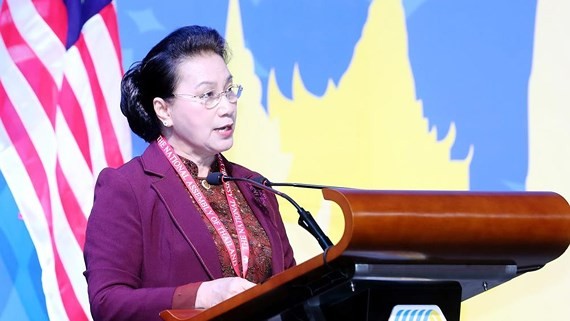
[172,84,243,109]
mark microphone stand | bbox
[253,176,351,190]
[208,174,334,250]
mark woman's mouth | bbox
[215,124,233,131]
[214,124,234,137]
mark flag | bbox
[0,0,131,320]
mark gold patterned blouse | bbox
[180,156,273,283]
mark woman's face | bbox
[165,52,237,161]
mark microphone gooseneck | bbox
[251,175,349,190]
[205,172,334,250]
[251,176,270,186]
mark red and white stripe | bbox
[0,0,130,320]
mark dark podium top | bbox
[160,189,570,321]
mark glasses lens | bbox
[227,85,242,103]
[204,85,242,109]
[204,95,220,109]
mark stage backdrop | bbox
[1,0,569,320]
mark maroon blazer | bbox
[83,142,295,321]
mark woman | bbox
[83,25,295,321]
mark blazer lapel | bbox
[141,142,223,280]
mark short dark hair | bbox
[120,25,229,142]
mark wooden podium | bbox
[160,189,570,321]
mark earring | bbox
[163,121,169,126]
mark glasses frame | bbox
[172,84,243,109]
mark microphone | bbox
[251,176,348,190]
[206,172,334,250]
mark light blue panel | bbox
[0,173,48,321]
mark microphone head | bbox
[206,172,224,185]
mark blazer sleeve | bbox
[83,167,180,321]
